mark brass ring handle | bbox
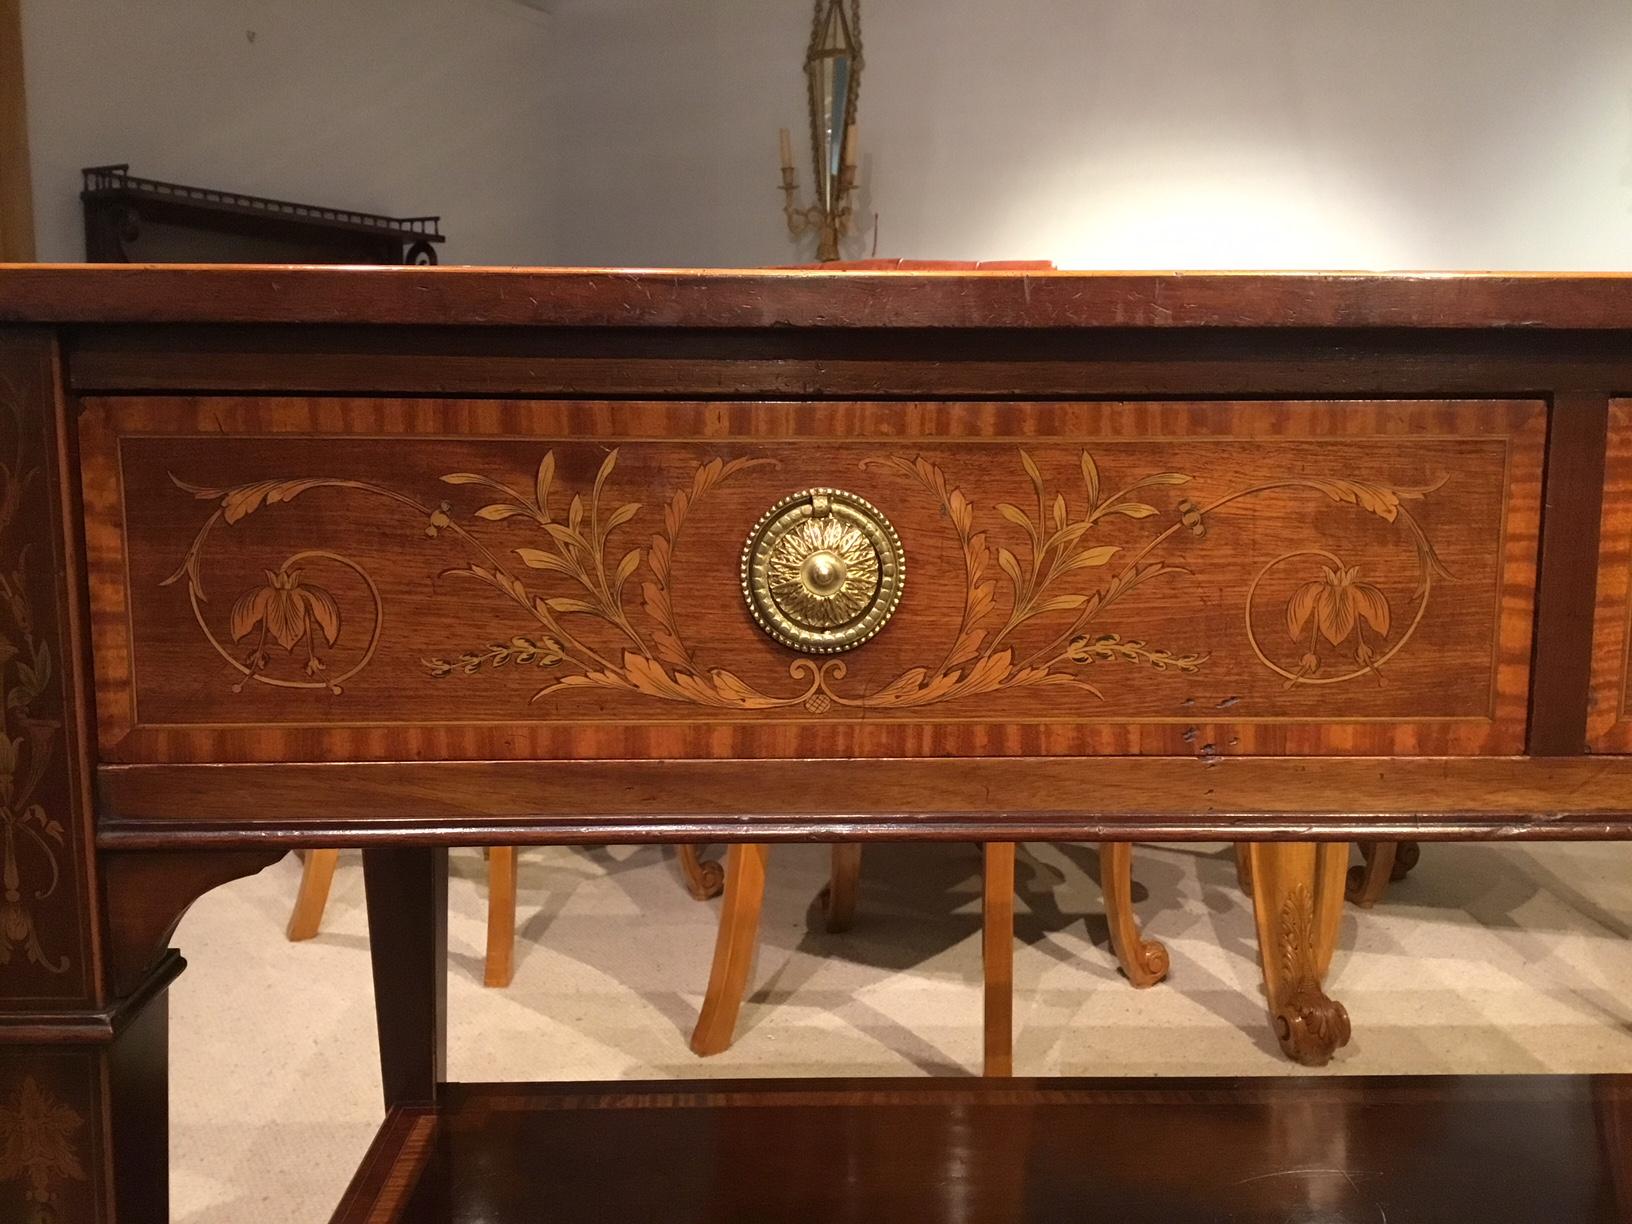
[741,488,904,653]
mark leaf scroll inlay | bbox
[166,446,1450,714]
[0,376,70,977]
[0,1075,86,1211]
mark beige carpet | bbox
[169,840,1632,1223]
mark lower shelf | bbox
[331,1074,1632,1223]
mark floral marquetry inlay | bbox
[164,441,1453,717]
[0,1076,86,1216]
[0,374,70,981]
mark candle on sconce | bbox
[778,128,795,172]
[843,123,859,187]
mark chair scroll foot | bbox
[1100,843,1170,988]
[1391,840,1422,880]
[677,845,725,901]
[1345,841,1398,909]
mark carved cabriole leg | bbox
[820,843,862,933]
[677,845,724,900]
[691,843,769,1057]
[1099,843,1170,988]
[983,842,1015,1077]
[1313,845,1346,979]
[1247,842,1352,1066]
[484,846,518,987]
[287,847,340,940]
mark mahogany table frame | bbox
[2,266,1632,1220]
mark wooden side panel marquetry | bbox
[1587,400,1632,752]
[80,396,1544,763]
[0,333,98,1008]
[0,1057,103,1222]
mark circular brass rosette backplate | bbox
[741,488,905,653]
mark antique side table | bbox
[3,266,1632,1221]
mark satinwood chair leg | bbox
[1392,841,1422,880]
[820,843,862,933]
[1233,843,1253,892]
[691,843,770,1056]
[1345,840,1422,908]
[286,848,340,941]
[1345,841,1398,909]
[1247,841,1352,1066]
[484,846,518,988]
[677,845,724,900]
[1099,843,1170,988]
[983,841,1015,1077]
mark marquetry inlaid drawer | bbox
[79,396,1544,763]
[1587,401,1632,751]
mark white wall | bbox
[22,0,1632,269]
[547,0,1632,270]
[547,0,796,268]
[22,0,556,264]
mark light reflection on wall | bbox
[987,168,1416,271]
[547,0,1632,272]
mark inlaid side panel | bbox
[0,1056,102,1222]
[0,333,97,1006]
[81,397,1544,762]
[1587,401,1632,751]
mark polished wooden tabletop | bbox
[9,263,1632,329]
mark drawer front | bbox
[1589,401,1632,750]
[82,397,1543,763]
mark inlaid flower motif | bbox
[0,575,30,639]
[230,569,341,676]
[0,898,28,948]
[0,804,68,975]
[172,444,1447,713]
[0,389,70,989]
[425,501,453,538]
[0,1076,85,1208]
[1285,564,1391,679]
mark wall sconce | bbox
[778,0,862,262]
